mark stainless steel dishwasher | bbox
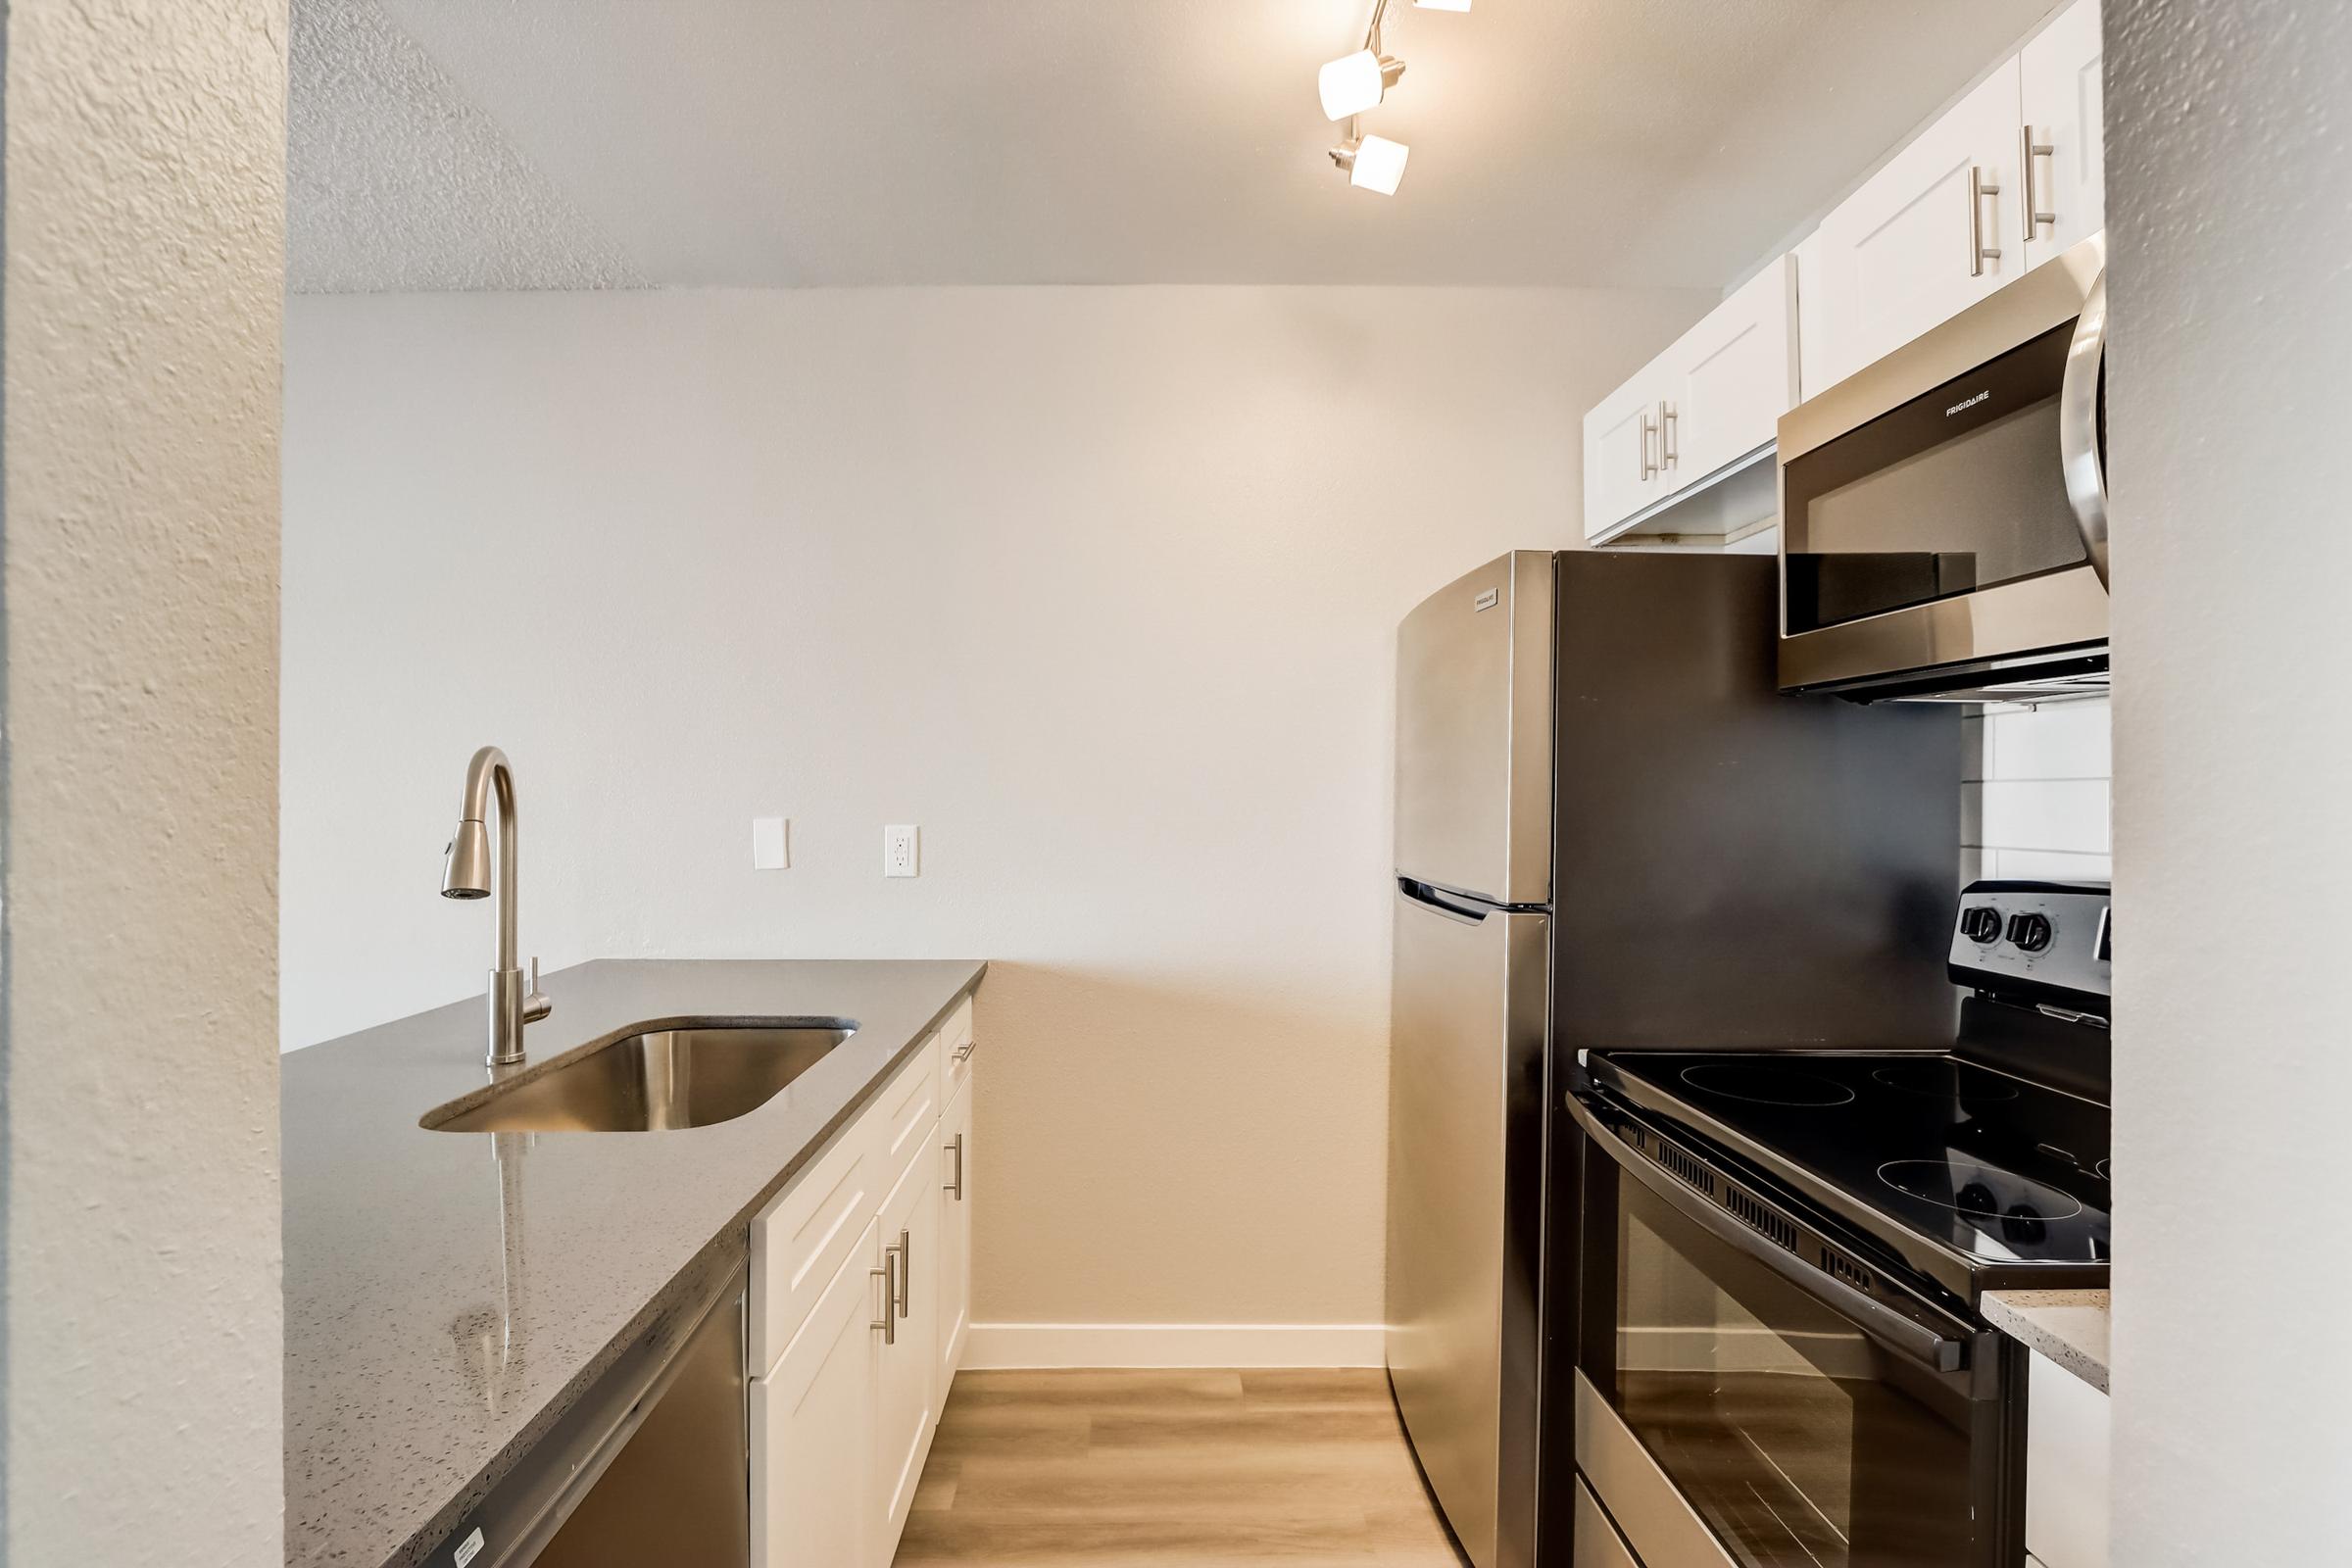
[426,1258,750,1568]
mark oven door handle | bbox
[1571,1093,1975,1376]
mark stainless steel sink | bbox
[425,1020,856,1133]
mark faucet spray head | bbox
[442,818,493,900]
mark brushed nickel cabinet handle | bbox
[1659,400,1678,470]
[954,1042,975,1062]
[945,1133,966,1200]
[1639,408,1659,480]
[2021,125,2056,234]
[896,1227,911,1319]
[871,1251,898,1345]
[1969,165,2003,276]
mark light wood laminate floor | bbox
[893,1369,1471,1567]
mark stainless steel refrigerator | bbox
[1385,551,1961,1568]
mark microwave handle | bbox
[1569,1093,1974,1376]
[2060,268,2110,588]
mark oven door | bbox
[1777,234,2108,696]
[1569,1094,2018,1568]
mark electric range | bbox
[1586,1046,2110,1305]
[1564,881,2111,1568]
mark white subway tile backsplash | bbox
[1984,848,2112,882]
[1962,696,2113,886]
[1980,698,2111,781]
[1974,778,2111,854]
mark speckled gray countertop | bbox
[1983,1288,2110,1393]
[283,958,987,1568]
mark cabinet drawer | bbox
[940,998,976,1102]
[872,1031,944,1188]
[750,1118,878,1378]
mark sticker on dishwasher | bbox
[1474,588,1499,612]
[453,1527,485,1567]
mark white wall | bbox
[2,1,286,1561]
[282,284,1707,1330]
[2106,1,2352,1561]
[1963,697,2112,883]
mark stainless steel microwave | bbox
[1778,233,2110,702]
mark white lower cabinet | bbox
[871,1139,943,1554]
[749,1018,976,1568]
[2024,1349,2110,1568]
[752,1216,883,1568]
[936,1081,973,1387]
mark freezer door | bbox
[1386,883,1550,1568]
[1395,552,1555,907]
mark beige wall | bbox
[2106,0,2352,1560]
[281,284,1705,1329]
[2,0,286,1561]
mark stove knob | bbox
[1960,906,2004,945]
[2006,911,2054,954]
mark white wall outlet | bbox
[752,816,789,870]
[883,824,919,878]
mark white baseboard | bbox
[962,1322,1387,1370]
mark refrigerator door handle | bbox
[1397,877,1496,924]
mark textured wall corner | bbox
[288,0,644,292]
[2105,0,2352,1564]
[3,0,287,1561]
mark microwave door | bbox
[1777,233,2109,696]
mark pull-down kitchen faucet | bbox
[440,745,552,1066]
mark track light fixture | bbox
[1330,131,1411,196]
[1318,48,1405,122]
[1317,0,1462,195]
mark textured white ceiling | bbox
[288,0,644,291]
[289,0,2058,292]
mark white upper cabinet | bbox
[1583,375,1667,543]
[1663,258,1800,489]
[2020,0,2106,271]
[1808,60,2024,390]
[1583,254,1797,545]
[1803,0,2103,390]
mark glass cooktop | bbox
[1588,1051,2111,1288]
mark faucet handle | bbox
[523,956,553,1024]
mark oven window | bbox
[1784,322,2085,634]
[1599,1178,1979,1568]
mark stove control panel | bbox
[1948,880,2110,1006]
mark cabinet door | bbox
[2020,0,2105,271]
[1582,372,1665,542]
[936,1082,973,1387]
[2025,1349,2110,1568]
[1663,255,1798,485]
[753,1218,882,1568]
[1810,60,2023,388]
[871,1141,942,1565]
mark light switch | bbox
[752,816,789,870]
[883,824,919,878]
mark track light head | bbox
[1318,50,1406,122]
[1330,134,1410,195]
